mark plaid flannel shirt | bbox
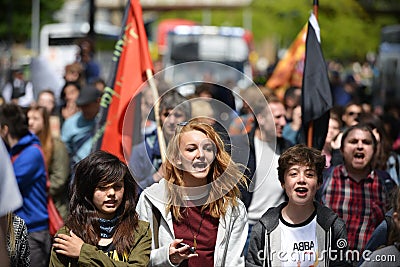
[324,165,388,253]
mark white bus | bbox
[39,21,120,84]
[161,23,254,90]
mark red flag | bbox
[266,23,307,96]
[93,0,153,163]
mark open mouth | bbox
[295,187,308,197]
[104,201,117,207]
[354,153,365,159]
[295,187,308,193]
[192,162,208,171]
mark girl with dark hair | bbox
[359,113,400,185]
[137,118,248,266]
[59,81,81,123]
[49,150,151,266]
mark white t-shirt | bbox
[247,137,285,225]
[279,211,318,267]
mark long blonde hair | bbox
[164,118,247,221]
[28,105,53,166]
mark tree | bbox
[157,0,400,62]
[0,0,64,44]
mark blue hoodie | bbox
[9,132,48,233]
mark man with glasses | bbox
[129,90,191,191]
[341,102,363,129]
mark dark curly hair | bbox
[278,144,326,185]
[388,187,400,246]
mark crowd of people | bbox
[1,43,400,267]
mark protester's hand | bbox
[169,239,198,265]
[53,230,84,258]
[62,102,79,119]
[290,106,302,131]
[331,131,343,150]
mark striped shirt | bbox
[324,165,388,253]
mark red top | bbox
[173,205,219,267]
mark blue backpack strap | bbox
[375,169,397,196]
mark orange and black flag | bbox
[92,0,153,163]
[301,13,332,150]
[266,23,307,98]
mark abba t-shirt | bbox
[279,211,318,267]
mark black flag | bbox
[301,13,332,150]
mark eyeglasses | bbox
[346,111,361,117]
[174,121,188,135]
[175,120,212,134]
[177,121,188,127]
[162,112,184,119]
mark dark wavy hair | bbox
[278,144,326,185]
[340,123,377,154]
[0,103,29,140]
[66,150,139,255]
[388,187,400,246]
[358,113,393,170]
[60,81,81,104]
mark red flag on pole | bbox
[92,0,153,163]
[301,13,332,150]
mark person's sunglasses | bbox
[347,111,361,117]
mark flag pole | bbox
[313,0,318,19]
[146,69,167,163]
[306,0,319,147]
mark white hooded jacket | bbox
[136,179,248,267]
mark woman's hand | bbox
[290,106,302,131]
[330,131,343,150]
[61,101,79,119]
[53,230,84,258]
[169,239,198,265]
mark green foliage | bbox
[0,0,64,43]
[157,0,399,62]
[251,0,400,62]
[2,0,398,62]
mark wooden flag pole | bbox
[313,0,319,19]
[146,69,167,163]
